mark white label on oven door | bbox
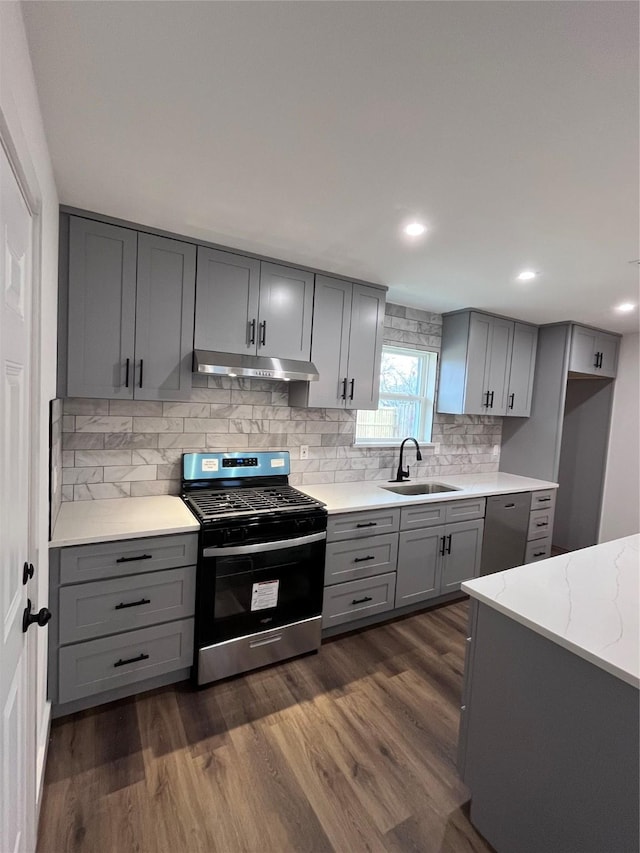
[202,458,219,472]
[251,579,279,611]
[270,458,285,468]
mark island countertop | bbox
[462,534,639,688]
[299,471,557,514]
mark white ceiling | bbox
[22,0,640,332]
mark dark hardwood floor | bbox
[37,600,493,853]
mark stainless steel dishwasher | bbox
[480,492,530,575]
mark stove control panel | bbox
[183,450,290,481]
[222,457,257,468]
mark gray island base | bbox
[459,600,639,853]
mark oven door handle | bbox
[202,531,326,557]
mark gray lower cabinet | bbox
[194,252,314,362]
[324,533,398,585]
[437,309,538,418]
[396,518,484,605]
[288,276,385,410]
[50,532,197,715]
[322,573,397,629]
[65,216,196,400]
[523,490,556,563]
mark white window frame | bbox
[354,345,438,447]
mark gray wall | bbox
[49,399,63,530]
[57,303,503,501]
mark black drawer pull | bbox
[351,596,373,605]
[116,554,152,563]
[504,503,515,508]
[356,522,377,528]
[536,522,548,527]
[536,497,551,503]
[114,653,149,668]
[353,555,376,563]
[533,551,546,557]
[114,597,151,610]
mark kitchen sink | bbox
[381,482,461,496]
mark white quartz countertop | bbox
[299,472,557,514]
[50,496,200,548]
[463,534,640,689]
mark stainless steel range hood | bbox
[193,350,319,382]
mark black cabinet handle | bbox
[483,391,490,408]
[504,503,515,508]
[351,596,373,605]
[125,358,130,388]
[356,522,377,528]
[349,378,355,401]
[139,359,144,388]
[259,321,266,346]
[116,554,152,564]
[22,561,34,585]
[446,534,452,554]
[114,653,149,668]
[353,555,376,563]
[508,393,515,410]
[22,599,52,633]
[114,598,151,610]
[341,378,348,400]
[440,536,446,556]
[489,391,495,409]
[537,497,552,503]
[536,521,548,527]
[248,319,256,346]
[594,352,601,369]
[598,352,603,369]
[533,551,546,557]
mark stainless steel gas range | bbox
[181,451,327,685]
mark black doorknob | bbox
[22,599,52,633]
[22,561,34,585]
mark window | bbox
[355,345,438,445]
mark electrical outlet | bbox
[300,445,309,460]
[493,444,500,457]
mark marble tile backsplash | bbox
[58,304,502,500]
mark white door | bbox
[0,141,37,852]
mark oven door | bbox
[196,531,326,646]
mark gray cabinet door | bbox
[569,325,599,374]
[484,317,514,415]
[346,284,386,410]
[440,519,484,592]
[258,262,314,360]
[134,234,196,401]
[304,275,351,408]
[67,218,137,398]
[506,323,538,417]
[464,313,492,414]
[396,526,443,606]
[194,248,260,355]
[596,332,619,378]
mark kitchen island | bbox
[459,535,639,853]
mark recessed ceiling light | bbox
[516,270,538,281]
[615,302,636,313]
[404,222,427,237]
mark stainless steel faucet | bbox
[392,437,422,482]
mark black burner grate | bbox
[185,485,322,521]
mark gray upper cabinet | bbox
[194,254,313,362]
[67,218,137,399]
[66,217,196,400]
[135,234,196,401]
[437,310,537,418]
[194,248,260,356]
[506,322,538,417]
[569,325,620,378]
[288,277,385,410]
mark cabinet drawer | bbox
[528,508,554,540]
[59,533,198,584]
[400,503,446,530]
[524,538,552,563]
[324,533,399,585]
[322,573,396,629]
[58,567,196,644]
[327,509,400,542]
[530,490,556,511]
[58,618,194,704]
[445,498,486,523]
